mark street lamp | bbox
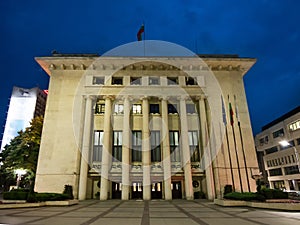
[14,169,27,188]
[279,140,300,173]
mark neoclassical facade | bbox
[34,53,259,200]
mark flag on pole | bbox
[137,24,144,41]
[221,95,227,125]
[234,95,240,125]
[228,95,234,126]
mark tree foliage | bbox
[0,116,43,191]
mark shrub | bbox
[194,191,206,199]
[35,193,70,202]
[63,185,74,199]
[3,190,29,200]
[259,188,288,199]
[224,192,262,201]
[223,185,233,196]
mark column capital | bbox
[177,95,190,101]
[195,94,207,101]
[140,95,149,101]
[103,95,115,101]
[83,95,97,101]
[159,95,169,101]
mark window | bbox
[132,104,142,114]
[95,103,105,114]
[269,168,282,176]
[273,128,284,138]
[149,77,160,85]
[150,104,160,114]
[93,131,103,161]
[132,131,142,162]
[289,120,300,131]
[167,77,178,85]
[186,103,196,114]
[112,77,123,85]
[151,131,161,162]
[170,131,180,162]
[93,76,104,85]
[280,140,295,150]
[284,166,299,175]
[130,77,141,85]
[265,146,278,155]
[113,131,122,161]
[189,131,200,162]
[297,138,300,145]
[185,77,197,85]
[168,104,178,114]
[114,104,124,114]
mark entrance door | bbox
[172,181,182,199]
[151,182,162,199]
[112,182,121,199]
[132,182,143,199]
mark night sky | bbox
[1,0,300,139]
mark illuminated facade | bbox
[1,86,47,151]
[255,106,300,191]
[34,52,259,200]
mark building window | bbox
[132,104,142,114]
[280,140,295,150]
[185,77,197,85]
[130,77,141,85]
[189,131,200,162]
[93,131,103,161]
[186,103,196,114]
[149,77,160,85]
[289,120,300,131]
[265,146,278,155]
[151,131,161,162]
[95,103,105,114]
[168,104,178,114]
[272,128,284,139]
[167,77,178,85]
[112,77,123,85]
[113,131,122,161]
[114,104,124,114]
[284,165,299,175]
[150,104,160,114]
[132,131,142,162]
[297,138,300,145]
[269,168,282,176]
[170,131,180,162]
[93,76,104,85]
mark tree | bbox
[0,116,44,191]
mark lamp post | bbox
[279,140,300,173]
[15,169,27,188]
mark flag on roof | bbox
[137,24,144,41]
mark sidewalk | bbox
[0,199,300,225]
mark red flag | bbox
[137,24,144,41]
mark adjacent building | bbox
[34,50,259,200]
[1,86,47,151]
[255,106,300,191]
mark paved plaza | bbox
[0,199,300,225]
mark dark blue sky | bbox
[1,0,300,136]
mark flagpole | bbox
[222,95,235,192]
[228,95,243,193]
[234,95,251,192]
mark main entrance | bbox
[132,182,143,199]
[112,182,121,199]
[172,181,182,199]
[151,182,162,199]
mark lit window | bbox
[132,104,142,114]
[289,120,300,131]
[95,103,105,114]
[114,104,124,114]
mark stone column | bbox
[142,97,151,200]
[122,96,131,200]
[179,97,193,200]
[161,97,172,200]
[100,96,113,200]
[78,95,94,200]
[198,95,215,200]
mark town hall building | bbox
[34,44,259,200]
